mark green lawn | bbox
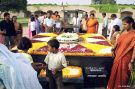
[17,18,28,28]
[1,17,103,29]
[0,18,28,29]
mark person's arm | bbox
[43,19,48,29]
[52,53,67,75]
[129,46,135,71]
[104,18,108,28]
[96,21,99,33]
[130,46,135,63]
[11,21,17,36]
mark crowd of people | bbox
[0,10,135,89]
[27,11,99,37]
[0,12,67,89]
[27,10,125,46]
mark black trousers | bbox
[46,70,63,89]
[32,30,36,36]
[102,27,108,38]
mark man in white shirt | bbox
[108,14,122,40]
[102,13,109,38]
[38,12,46,32]
[72,12,82,33]
[43,12,55,33]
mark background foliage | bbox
[0,0,27,12]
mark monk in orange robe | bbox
[107,16,135,89]
[87,13,99,33]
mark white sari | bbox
[0,44,42,89]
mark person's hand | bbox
[51,69,57,75]
[111,48,115,58]
[102,26,105,30]
[128,62,133,71]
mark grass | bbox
[90,4,135,13]
[0,18,28,30]
[17,18,28,28]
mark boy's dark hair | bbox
[111,14,117,18]
[35,14,38,18]
[47,10,53,15]
[102,12,106,16]
[56,15,60,18]
[55,11,59,14]
[90,13,95,17]
[47,39,60,49]
[17,37,32,50]
[113,25,120,31]
[30,16,35,21]
[85,14,88,17]
[43,12,47,15]
[4,12,10,17]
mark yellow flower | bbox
[80,43,112,56]
[28,42,47,53]
[38,33,57,37]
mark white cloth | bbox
[0,64,15,89]
[72,17,81,27]
[0,44,42,89]
[45,52,67,70]
[38,16,45,25]
[108,18,122,40]
[102,16,109,28]
[30,21,36,31]
[55,21,62,28]
[43,18,55,27]
[72,17,81,33]
[81,18,87,31]
[112,18,122,29]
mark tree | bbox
[91,0,116,4]
[0,0,27,12]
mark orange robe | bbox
[87,19,98,33]
[107,30,135,89]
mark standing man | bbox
[72,12,81,33]
[0,12,16,49]
[102,13,109,38]
[108,14,122,40]
[43,11,55,33]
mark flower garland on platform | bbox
[28,33,112,57]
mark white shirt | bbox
[72,17,81,27]
[45,52,67,70]
[43,18,55,27]
[108,18,122,40]
[112,18,122,29]
[55,20,62,28]
[38,16,45,25]
[102,16,109,28]
[30,21,36,31]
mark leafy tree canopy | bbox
[92,0,116,4]
[0,0,27,12]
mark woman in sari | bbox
[87,13,99,33]
[0,30,6,44]
[0,44,43,89]
[12,16,23,45]
[107,16,135,89]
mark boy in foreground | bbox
[45,39,67,89]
